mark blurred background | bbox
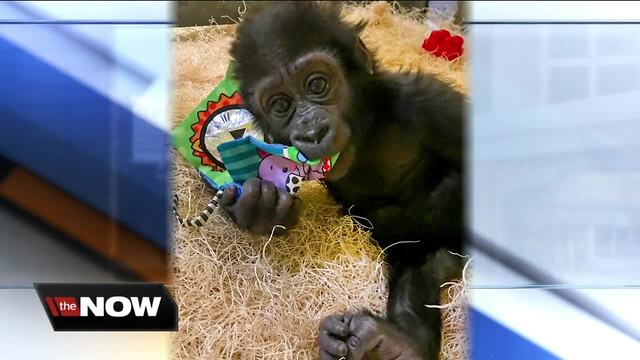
[0,2,172,359]
[470,1,640,359]
[0,1,171,285]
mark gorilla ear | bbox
[356,37,374,75]
[353,19,368,33]
[352,19,372,74]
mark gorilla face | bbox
[250,52,352,161]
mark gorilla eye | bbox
[307,76,328,96]
[270,96,292,115]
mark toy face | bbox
[202,107,263,168]
[284,173,302,194]
[257,155,304,193]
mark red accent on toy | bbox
[322,158,332,173]
[257,149,270,159]
[422,29,464,61]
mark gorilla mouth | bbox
[296,125,329,146]
[294,123,349,161]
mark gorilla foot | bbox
[318,311,425,360]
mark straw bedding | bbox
[171,2,468,359]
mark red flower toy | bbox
[422,29,464,61]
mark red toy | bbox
[422,29,464,61]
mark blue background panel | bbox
[471,309,560,360]
[0,36,168,249]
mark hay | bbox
[171,2,468,359]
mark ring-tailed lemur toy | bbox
[172,190,222,227]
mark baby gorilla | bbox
[224,2,465,359]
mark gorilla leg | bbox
[318,249,462,360]
[386,249,462,358]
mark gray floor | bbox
[0,203,122,286]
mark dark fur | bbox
[229,3,465,359]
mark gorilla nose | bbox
[295,125,329,145]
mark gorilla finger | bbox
[219,186,237,209]
[318,331,348,357]
[257,180,277,216]
[231,178,262,227]
[320,315,349,338]
[348,314,379,341]
[275,191,300,227]
[345,336,366,360]
[237,178,262,204]
[341,312,355,325]
[319,350,341,360]
[346,315,381,360]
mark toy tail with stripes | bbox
[172,190,223,227]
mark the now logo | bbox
[35,284,177,331]
[45,296,162,317]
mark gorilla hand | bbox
[319,312,425,360]
[219,178,301,235]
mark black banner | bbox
[34,283,178,331]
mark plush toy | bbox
[218,136,338,194]
[422,29,464,61]
[172,64,339,226]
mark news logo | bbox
[35,283,178,331]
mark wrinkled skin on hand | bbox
[219,177,301,235]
